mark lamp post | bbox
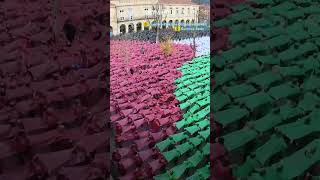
[192,4,200,56]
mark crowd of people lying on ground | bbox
[111,29,210,43]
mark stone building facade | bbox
[110,0,200,35]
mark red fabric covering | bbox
[0,0,107,178]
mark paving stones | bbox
[173,36,210,57]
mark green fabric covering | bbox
[212,91,231,111]
[215,106,249,126]
[230,30,263,45]
[154,172,171,180]
[176,142,193,155]
[223,128,258,151]
[236,92,273,110]
[232,4,251,12]
[297,93,320,111]
[256,55,280,65]
[198,129,210,140]
[188,104,202,114]
[270,1,297,14]
[303,6,320,14]
[156,138,173,152]
[221,47,246,64]
[185,125,200,135]
[176,94,188,102]
[302,76,320,91]
[197,97,210,107]
[170,132,188,143]
[268,83,300,100]
[187,151,204,167]
[283,9,305,20]
[179,100,192,110]
[215,18,231,28]
[296,57,320,72]
[279,66,306,77]
[189,136,204,147]
[265,140,320,179]
[248,71,282,88]
[225,84,257,98]
[276,117,320,141]
[235,157,260,178]
[249,113,282,133]
[244,42,268,54]
[198,164,210,179]
[201,143,210,156]
[278,46,300,63]
[248,18,273,28]
[163,149,180,162]
[231,23,248,33]
[187,172,204,180]
[248,173,267,180]
[171,161,192,179]
[254,135,287,165]
[195,119,210,129]
[259,26,286,38]
[175,118,188,129]
[233,59,260,76]
[312,176,320,180]
[279,102,303,121]
[266,35,291,49]
[208,2,320,179]
[229,10,255,24]
[215,69,237,86]
[213,55,226,68]
[257,168,283,180]
[254,0,275,5]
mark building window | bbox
[182,8,184,14]
[128,8,133,20]
[145,7,149,18]
[176,8,178,14]
[120,17,124,20]
[170,8,173,14]
[120,9,124,13]
[188,8,190,14]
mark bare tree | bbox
[198,2,209,26]
[153,1,163,43]
[192,2,200,57]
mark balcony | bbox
[117,15,156,22]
